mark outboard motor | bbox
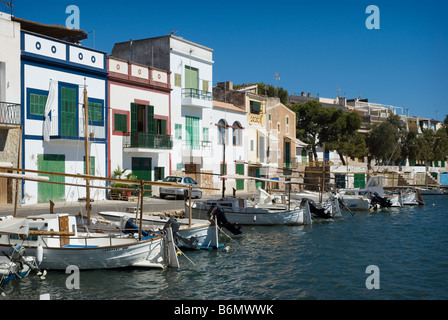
[209,205,242,235]
[163,218,199,249]
[120,217,149,237]
[300,199,333,219]
[370,192,392,209]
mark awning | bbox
[0,218,29,237]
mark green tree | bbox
[233,82,289,105]
[290,100,324,160]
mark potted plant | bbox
[111,165,138,199]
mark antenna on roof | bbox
[169,30,178,35]
[0,0,13,15]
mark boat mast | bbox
[83,79,91,225]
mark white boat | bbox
[337,176,393,211]
[416,188,444,195]
[0,218,46,289]
[189,197,313,226]
[98,211,225,250]
[0,214,178,270]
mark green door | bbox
[255,168,262,189]
[236,163,244,191]
[60,85,77,137]
[354,174,365,188]
[185,116,200,150]
[38,154,65,203]
[132,157,152,196]
[284,141,291,168]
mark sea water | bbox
[1,195,448,300]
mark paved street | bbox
[0,196,187,218]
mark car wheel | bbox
[160,194,166,199]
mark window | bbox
[175,124,182,140]
[60,84,78,137]
[250,101,261,114]
[185,116,200,150]
[154,167,165,181]
[217,119,227,145]
[84,156,95,176]
[174,73,181,87]
[185,66,199,89]
[88,100,104,125]
[220,162,227,180]
[203,127,209,142]
[250,139,254,152]
[114,113,128,133]
[232,122,242,146]
[29,91,48,118]
[202,80,209,92]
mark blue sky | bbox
[11,0,448,120]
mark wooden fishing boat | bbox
[0,214,178,270]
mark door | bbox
[354,174,365,188]
[58,215,70,247]
[60,85,77,137]
[284,141,291,168]
[335,174,346,189]
[132,157,152,196]
[38,154,65,203]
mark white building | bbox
[0,12,21,205]
[107,56,172,195]
[112,35,214,188]
[206,100,247,194]
[19,19,108,204]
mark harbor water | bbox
[1,195,448,300]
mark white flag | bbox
[43,80,57,141]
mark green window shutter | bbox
[203,127,209,142]
[60,86,77,137]
[88,101,103,123]
[83,156,95,176]
[160,119,167,135]
[185,66,199,89]
[147,105,156,134]
[185,116,199,150]
[30,93,48,116]
[220,163,227,176]
[174,74,181,87]
[114,113,128,133]
[175,124,182,140]
[236,163,244,190]
[250,101,261,114]
[130,103,138,134]
[202,80,209,92]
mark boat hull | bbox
[99,211,220,249]
[0,236,166,270]
[223,209,305,226]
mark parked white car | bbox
[159,176,202,200]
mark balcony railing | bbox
[0,102,21,126]
[182,88,212,101]
[124,132,173,150]
[48,116,106,140]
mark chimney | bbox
[301,92,305,97]
[307,92,312,98]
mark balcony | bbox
[181,140,213,162]
[0,102,21,128]
[181,88,212,109]
[123,132,173,151]
[48,116,106,140]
